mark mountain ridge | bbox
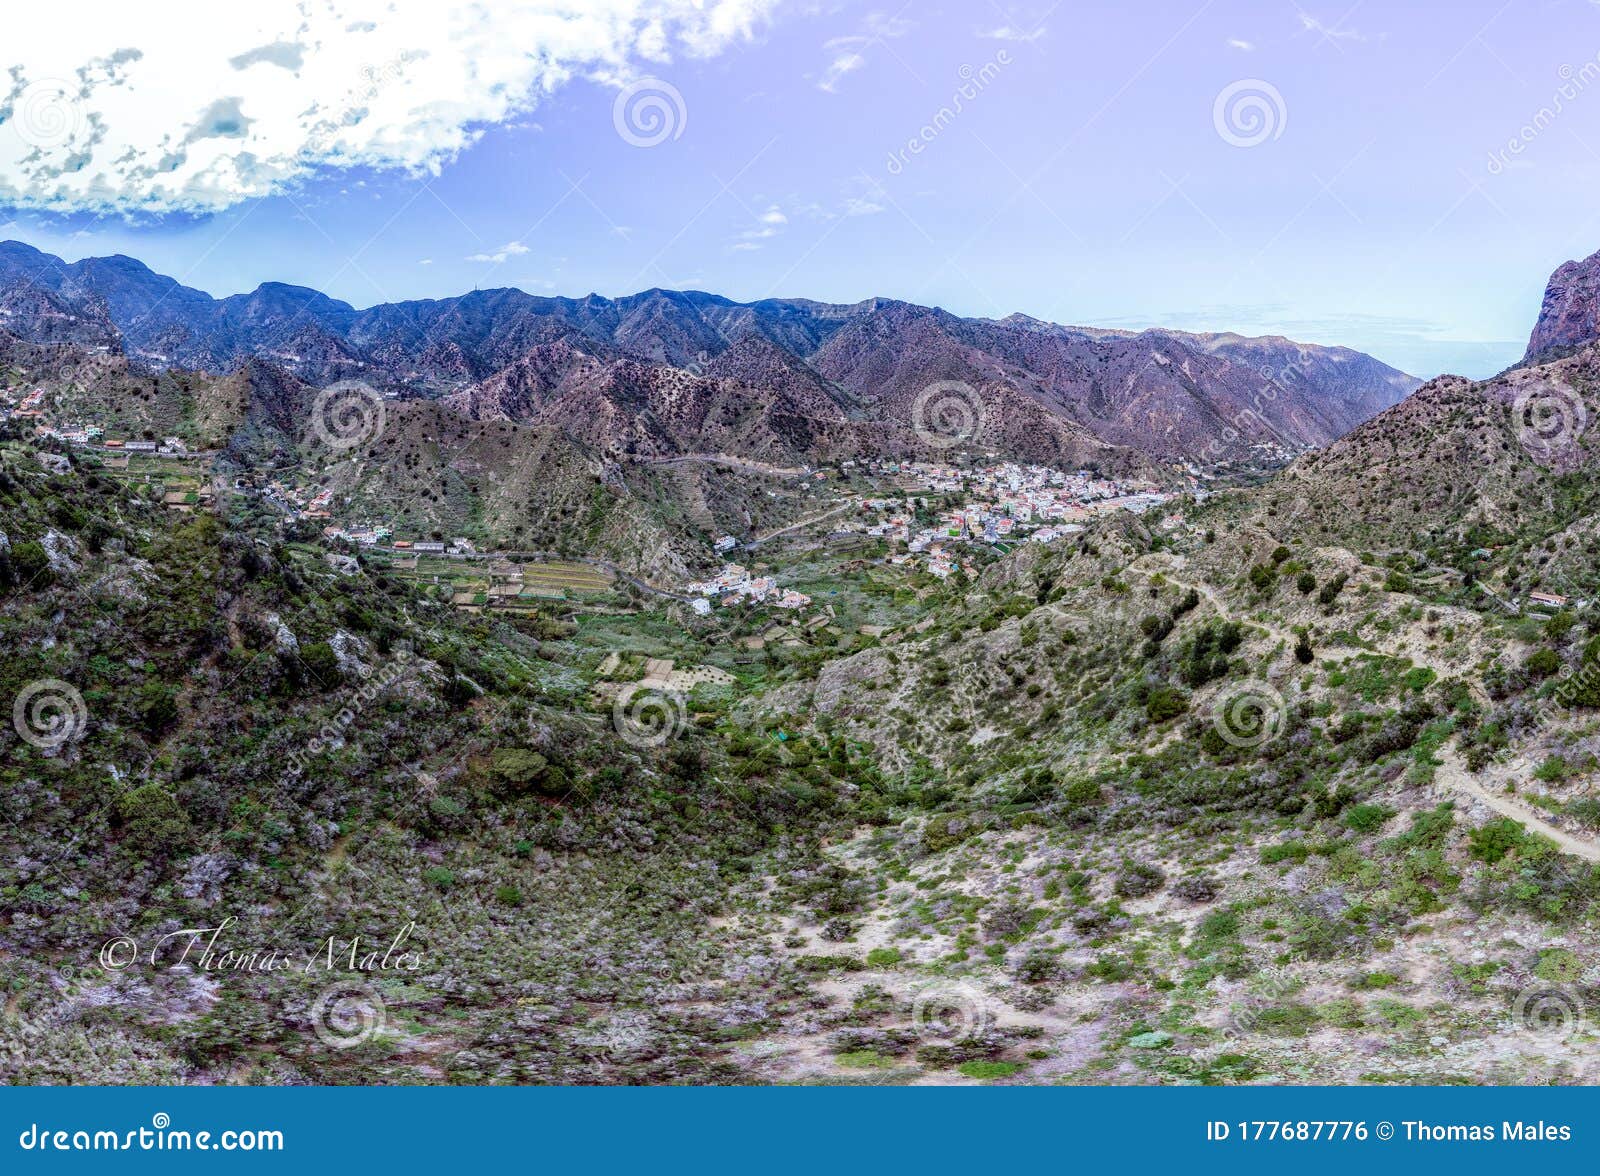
[0,240,1419,469]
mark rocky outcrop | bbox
[1528,248,1600,359]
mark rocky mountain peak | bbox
[1527,247,1600,359]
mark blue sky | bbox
[4,0,1600,377]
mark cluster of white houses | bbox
[850,460,1166,546]
[684,563,812,614]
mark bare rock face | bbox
[1528,248,1600,359]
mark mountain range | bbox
[0,240,1418,470]
[12,240,1600,1089]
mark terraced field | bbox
[521,561,614,595]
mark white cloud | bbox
[815,13,913,92]
[1226,38,1256,51]
[979,25,1046,43]
[467,241,530,263]
[817,46,868,93]
[0,0,779,215]
[1298,14,1372,43]
[735,202,788,248]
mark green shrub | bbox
[1145,685,1188,722]
[1342,803,1394,833]
[114,785,192,860]
[1467,817,1532,864]
[1526,648,1562,678]
[958,1060,1023,1079]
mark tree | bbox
[136,682,180,738]
[9,540,51,588]
[1526,648,1562,678]
[1296,571,1317,594]
[1145,684,1188,722]
[1294,632,1314,665]
[115,785,192,861]
[490,748,555,794]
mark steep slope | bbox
[1255,344,1600,578]
[1528,247,1600,359]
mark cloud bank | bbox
[0,0,777,215]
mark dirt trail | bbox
[1134,554,1600,859]
[747,499,856,547]
[1431,741,1600,862]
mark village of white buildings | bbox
[683,459,1173,615]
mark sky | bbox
[3,0,1600,379]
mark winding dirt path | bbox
[1431,741,1600,862]
[1132,554,1600,860]
[746,499,857,547]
